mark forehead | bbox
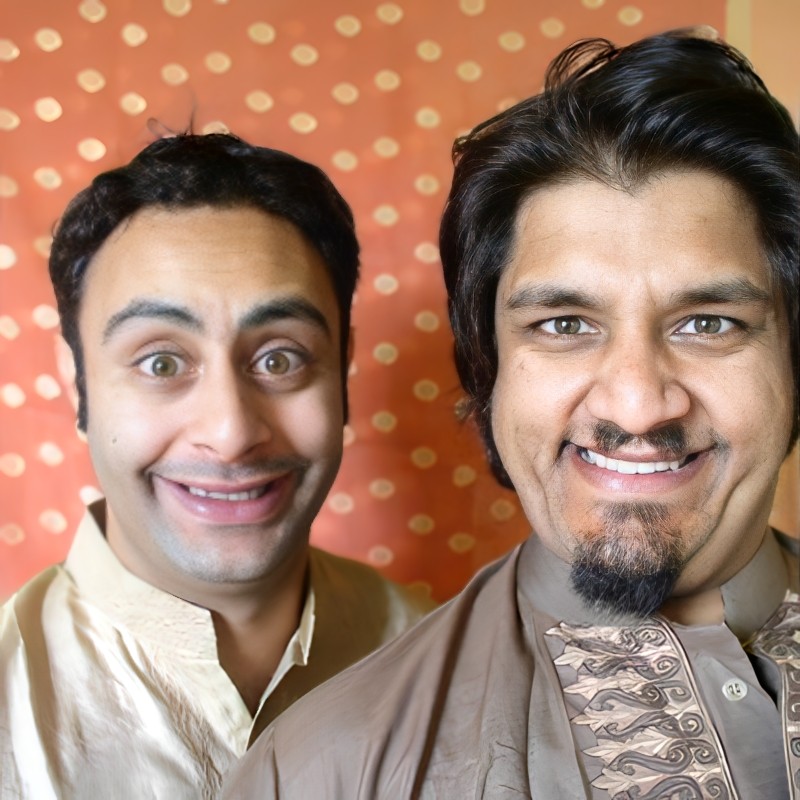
[79,205,340,334]
[498,171,773,303]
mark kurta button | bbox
[722,679,747,701]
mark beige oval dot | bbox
[416,40,442,62]
[79,485,103,505]
[1,384,26,408]
[201,120,229,135]
[0,316,21,339]
[205,51,232,73]
[332,150,358,171]
[291,44,319,66]
[490,498,517,521]
[32,304,59,329]
[373,342,398,365]
[348,360,358,377]
[414,310,440,332]
[121,24,148,47]
[499,31,526,52]
[374,273,399,295]
[414,174,440,195]
[289,112,318,134]
[33,167,62,190]
[0,39,20,62]
[0,109,21,131]
[33,236,52,258]
[343,424,356,446]
[414,242,439,264]
[77,69,106,93]
[413,379,439,402]
[34,374,61,400]
[79,0,107,22]
[448,532,476,553]
[369,478,395,499]
[456,61,482,82]
[373,136,399,158]
[76,425,88,443]
[0,175,18,197]
[38,442,64,466]
[332,82,359,105]
[0,524,25,545]
[245,90,274,113]
[408,514,435,535]
[78,138,106,162]
[162,63,189,85]
[497,96,519,112]
[120,92,147,115]
[35,97,63,123]
[0,453,25,477]
[248,22,276,45]
[618,5,644,25]
[376,3,403,24]
[411,446,437,469]
[453,465,477,487]
[373,204,399,226]
[329,492,355,514]
[0,245,16,270]
[374,69,400,91]
[582,0,605,7]
[39,509,68,534]
[371,411,397,433]
[415,107,440,128]
[35,28,63,52]
[164,0,191,16]
[335,15,361,37]
[367,544,395,567]
[540,18,565,38]
[459,0,485,14]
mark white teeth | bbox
[187,485,267,501]
[580,448,686,475]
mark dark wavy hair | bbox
[439,30,800,486]
[49,133,360,431]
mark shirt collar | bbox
[518,528,792,640]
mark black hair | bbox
[439,30,800,486]
[49,133,360,430]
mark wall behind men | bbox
[1,0,797,602]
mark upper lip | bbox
[154,474,289,494]
[577,445,689,463]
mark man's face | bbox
[492,171,793,617]
[78,205,345,599]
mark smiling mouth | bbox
[185,484,271,502]
[578,447,698,474]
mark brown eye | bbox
[693,316,722,334]
[143,354,180,377]
[264,352,291,374]
[553,317,582,335]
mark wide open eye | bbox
[138,353,183,377]
[254,349,306,376]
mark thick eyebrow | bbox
[504,284,604,312]
[103,300,201,343]
[669,278,771,307]
[102,295,332,344]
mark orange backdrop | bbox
[1,0,797,602]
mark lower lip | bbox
[570,446,709,494]
[153,474,294,526]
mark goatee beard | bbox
[570,501,684,620]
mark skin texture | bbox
[492,171,794,623]
[76,205,345,613]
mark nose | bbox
[187,366,272,462]
[584,335,691,436]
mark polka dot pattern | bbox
[1,0,792,606]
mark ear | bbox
[54,333,80,413]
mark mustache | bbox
[591,421,687,456]
[152,455,311,483]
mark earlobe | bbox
[54,334,80,413]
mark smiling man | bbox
[0,135,432,798]
[225,31,800,799]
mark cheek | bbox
[275,383,344,456]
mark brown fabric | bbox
[225,530,799,799]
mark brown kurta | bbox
[225,530,800,799]
[0,502,433,799]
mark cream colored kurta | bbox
[224,530,800,799]
[0,503,433,799]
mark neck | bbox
[659,584,725,626]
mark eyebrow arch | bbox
[669,278,771,307]
[103,300,201,343]
[238,297,331,337]
[504,284,604,312]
